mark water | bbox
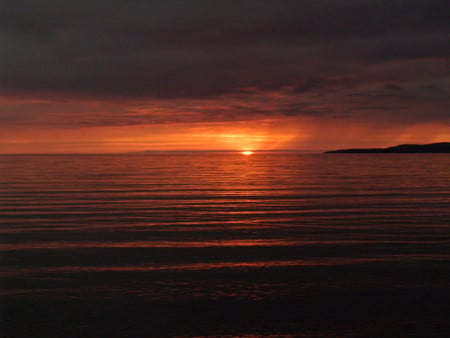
[1,153,450,337]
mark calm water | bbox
[1,153,450,337]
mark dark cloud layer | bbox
[1,0,449,98]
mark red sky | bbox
[1,1,449,153]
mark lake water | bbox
[1,153,450,337]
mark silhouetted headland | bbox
[325,142,450,153]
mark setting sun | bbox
[242,151,253,155]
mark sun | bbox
[241,150,253,155]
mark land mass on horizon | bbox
[325,142,450,153]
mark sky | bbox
[1,0,449,153]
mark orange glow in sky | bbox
[0,93,448,154]
[0,114,448,153]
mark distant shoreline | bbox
[325,142,450,153]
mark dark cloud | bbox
[292,77,357,93]
[385,84,403,91]
[1,0,449,100]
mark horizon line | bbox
[0,149,325,155]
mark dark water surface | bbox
[1,153,450,337]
